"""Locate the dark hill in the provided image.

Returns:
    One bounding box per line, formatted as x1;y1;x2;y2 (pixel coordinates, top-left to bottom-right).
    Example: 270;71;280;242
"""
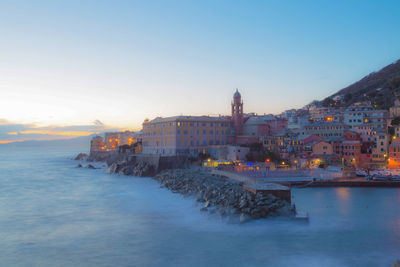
322;60;400;109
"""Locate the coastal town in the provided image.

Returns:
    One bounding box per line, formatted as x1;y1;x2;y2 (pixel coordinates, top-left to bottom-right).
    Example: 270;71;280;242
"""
88;89;400;182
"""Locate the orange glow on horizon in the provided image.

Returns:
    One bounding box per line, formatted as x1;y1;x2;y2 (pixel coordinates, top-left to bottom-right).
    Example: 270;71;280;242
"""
7;130;99;137
0;140;24;144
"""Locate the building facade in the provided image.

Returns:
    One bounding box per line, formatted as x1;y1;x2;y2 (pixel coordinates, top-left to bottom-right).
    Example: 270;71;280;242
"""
142;116;231;156
304;122;349;138
344;105;388;131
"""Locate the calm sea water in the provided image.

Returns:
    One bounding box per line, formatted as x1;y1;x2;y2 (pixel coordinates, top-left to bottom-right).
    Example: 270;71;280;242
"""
0;146;399;267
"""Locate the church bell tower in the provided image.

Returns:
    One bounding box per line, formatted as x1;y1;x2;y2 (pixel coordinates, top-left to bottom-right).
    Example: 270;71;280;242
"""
231;89;244;135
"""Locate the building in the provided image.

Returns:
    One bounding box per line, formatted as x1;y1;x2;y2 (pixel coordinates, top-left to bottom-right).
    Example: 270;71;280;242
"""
389;98;400;120
260;135;278;154
344;105;388;131
242;116;272;137
90;136;105;152
304;122;349;138
232;89;244;136
309;107;344;123
141;116;231;156
311;141;333;156
208;145;250;161
371;131;389;162
90;131;141;152
259;115;287;135
388;138;400;169
340;131;362;168
394;125;400;138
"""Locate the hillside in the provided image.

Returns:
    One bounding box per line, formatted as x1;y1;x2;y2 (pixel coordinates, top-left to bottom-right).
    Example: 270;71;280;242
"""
322;59;400;109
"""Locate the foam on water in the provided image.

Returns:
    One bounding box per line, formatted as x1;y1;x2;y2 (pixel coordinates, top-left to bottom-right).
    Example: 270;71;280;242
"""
0;146;399;267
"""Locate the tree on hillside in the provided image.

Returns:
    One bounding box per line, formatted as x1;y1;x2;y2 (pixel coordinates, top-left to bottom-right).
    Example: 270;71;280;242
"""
322;97;334;107
344;93;353;103
391;116;400;126
389;77;400;89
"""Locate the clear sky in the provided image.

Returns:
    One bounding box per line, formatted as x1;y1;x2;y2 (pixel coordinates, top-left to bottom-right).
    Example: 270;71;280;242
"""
1;0;400;143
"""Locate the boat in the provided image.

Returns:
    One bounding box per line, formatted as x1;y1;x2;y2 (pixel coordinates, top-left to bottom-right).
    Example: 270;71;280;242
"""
356;169;367;177
390;175;400;181
372;173;390;181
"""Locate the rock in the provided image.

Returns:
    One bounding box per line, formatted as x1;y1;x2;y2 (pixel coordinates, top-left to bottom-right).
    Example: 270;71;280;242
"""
391;260;400;267
74;153;88;161
85;164;96;169
240;213;251;224
149;168;295;222
105;163;118;174
76;164;83;168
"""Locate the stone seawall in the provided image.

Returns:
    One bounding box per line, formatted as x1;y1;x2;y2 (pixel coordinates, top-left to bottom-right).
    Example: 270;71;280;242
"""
104;154;189;177
88;151;118;162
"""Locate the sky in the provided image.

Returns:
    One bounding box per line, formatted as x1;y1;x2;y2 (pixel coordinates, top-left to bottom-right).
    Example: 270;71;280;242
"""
1;0;400;143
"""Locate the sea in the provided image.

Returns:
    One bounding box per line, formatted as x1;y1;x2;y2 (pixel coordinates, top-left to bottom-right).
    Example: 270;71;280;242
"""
0;145;399;267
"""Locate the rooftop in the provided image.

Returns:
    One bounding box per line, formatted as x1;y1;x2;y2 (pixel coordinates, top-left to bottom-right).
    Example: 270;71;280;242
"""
146;115;231;124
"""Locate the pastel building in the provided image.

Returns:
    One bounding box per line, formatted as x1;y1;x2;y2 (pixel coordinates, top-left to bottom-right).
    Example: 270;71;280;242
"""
388;139;400;169
394;125;400;138
104;131;141;150
311;141;333;156
142;116;231;156
242;117;272;137
90;136;105;152
389;98;400;120
344;105;388;131
304;122;349;138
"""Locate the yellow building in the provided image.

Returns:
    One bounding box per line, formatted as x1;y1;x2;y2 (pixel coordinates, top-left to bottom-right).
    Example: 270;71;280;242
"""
142;116;231;156
104;131;141;150
90;136;105;152
312;141;333;155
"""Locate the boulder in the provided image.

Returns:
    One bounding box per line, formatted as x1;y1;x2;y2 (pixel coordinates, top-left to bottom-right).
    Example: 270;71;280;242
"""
85;164;96;169
74;153;88;161
76;164;83;168
239;213;251;224
105;163;118;174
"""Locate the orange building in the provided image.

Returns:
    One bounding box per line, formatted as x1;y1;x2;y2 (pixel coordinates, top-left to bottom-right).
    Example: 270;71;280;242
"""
388;139;400;169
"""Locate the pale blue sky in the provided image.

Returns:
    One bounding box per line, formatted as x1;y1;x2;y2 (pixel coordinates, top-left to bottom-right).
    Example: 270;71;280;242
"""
0;0;399;142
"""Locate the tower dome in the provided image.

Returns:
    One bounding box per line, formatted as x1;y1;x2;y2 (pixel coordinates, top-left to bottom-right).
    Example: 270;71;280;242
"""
234;89;241;98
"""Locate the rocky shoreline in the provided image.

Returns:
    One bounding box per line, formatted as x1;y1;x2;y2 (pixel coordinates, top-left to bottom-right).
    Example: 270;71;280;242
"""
76;154;295;223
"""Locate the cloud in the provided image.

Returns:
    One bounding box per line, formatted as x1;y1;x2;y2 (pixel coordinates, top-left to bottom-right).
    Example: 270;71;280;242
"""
0;119;123;144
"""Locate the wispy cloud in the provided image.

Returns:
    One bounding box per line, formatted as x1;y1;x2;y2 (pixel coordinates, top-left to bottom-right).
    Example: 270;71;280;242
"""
0;119;123;144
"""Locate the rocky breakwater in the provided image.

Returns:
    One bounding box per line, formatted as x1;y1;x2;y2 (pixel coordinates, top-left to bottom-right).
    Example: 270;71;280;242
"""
106;160;155;177
154;168;295;223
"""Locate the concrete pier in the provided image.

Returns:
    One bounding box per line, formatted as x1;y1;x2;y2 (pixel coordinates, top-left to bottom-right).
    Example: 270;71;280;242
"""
211;169;292;203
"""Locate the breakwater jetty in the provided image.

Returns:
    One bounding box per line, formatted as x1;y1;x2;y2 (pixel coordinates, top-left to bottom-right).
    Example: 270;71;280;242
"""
153;168;295;222
79;152;295;222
